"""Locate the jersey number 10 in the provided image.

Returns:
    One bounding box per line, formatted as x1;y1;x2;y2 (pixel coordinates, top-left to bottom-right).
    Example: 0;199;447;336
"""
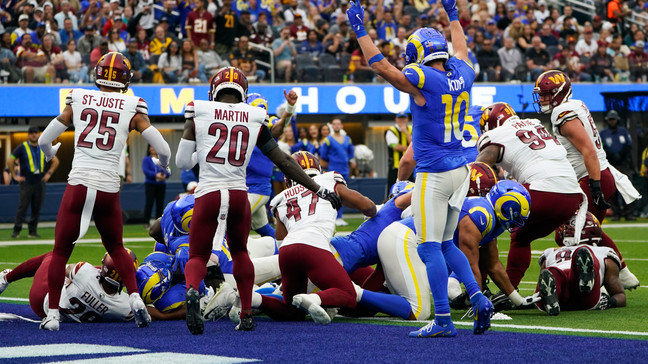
442;92;469;143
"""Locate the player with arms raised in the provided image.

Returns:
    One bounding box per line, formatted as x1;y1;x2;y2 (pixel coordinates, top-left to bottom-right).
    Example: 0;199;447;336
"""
176;67;341;334
533;70;640;289
37;52;170;331
347;0;493;337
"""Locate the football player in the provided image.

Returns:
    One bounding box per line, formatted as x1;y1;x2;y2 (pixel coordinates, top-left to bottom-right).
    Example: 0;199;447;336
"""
476;102;584;290
0;251;137;324
176;67;341;334
533;70;640;290
37;52;169;330
347;0;493;338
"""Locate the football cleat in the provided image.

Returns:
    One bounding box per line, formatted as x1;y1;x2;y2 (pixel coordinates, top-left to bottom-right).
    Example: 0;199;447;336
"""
0;269;11;295
576;248;595;294
538;269;560;316
39;309;60;331
449;292;471;310
185;287;203;335
619;267;640;290
472;295;494;334
129;292;151;328
229;292;242;324
235;313;257;331
408;320;457;338
292;293;331;325
203;282;237;321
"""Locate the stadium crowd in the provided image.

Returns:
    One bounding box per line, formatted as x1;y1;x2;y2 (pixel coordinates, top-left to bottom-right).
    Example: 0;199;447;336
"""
1;0;648;84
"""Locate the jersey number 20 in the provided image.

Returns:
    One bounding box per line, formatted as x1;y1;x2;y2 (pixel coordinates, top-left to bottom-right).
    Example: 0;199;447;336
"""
206;122;250;166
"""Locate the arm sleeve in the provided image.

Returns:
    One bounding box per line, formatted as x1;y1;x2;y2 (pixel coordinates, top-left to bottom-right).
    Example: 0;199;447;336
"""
38;118;69;159
141;126;171;168
176;138;197;170
256;124;280;154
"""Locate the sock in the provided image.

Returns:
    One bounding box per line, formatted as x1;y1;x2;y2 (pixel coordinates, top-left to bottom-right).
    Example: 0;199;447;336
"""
506;240;532;288
6;253;49;282
358;289;412;320
441;240;480;298
185;257;208;292
255;224;276;238
417;242;451;322
231;250;255;312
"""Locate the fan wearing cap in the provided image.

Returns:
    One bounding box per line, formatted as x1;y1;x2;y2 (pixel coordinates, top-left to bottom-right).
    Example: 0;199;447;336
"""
628;40;648;82
12;14;33;44
54;0;79;31
385;112;412;187
589;40;615;81
534;0;549;23
78;25;103;57
0;250;137;324
36;52;172;331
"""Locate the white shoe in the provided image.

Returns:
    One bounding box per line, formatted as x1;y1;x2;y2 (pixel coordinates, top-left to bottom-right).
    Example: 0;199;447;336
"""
619;267;640;290
229;292;242;324
203;282;237;321
0;269;11;295
447;276;462;300
129;292;151;328
292;293;331;325
335;218;348;227
200;286;215;312
39;309;60;331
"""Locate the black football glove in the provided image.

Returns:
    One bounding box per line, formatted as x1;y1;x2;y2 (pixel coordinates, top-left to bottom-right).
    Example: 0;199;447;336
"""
491;291;515;312
317;187;342;210
589;179;611;211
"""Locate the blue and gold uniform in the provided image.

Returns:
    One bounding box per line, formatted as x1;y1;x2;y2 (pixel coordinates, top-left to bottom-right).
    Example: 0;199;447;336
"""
319;134;354;177
453;196;505;246
462;105;484;162
402;57;475;172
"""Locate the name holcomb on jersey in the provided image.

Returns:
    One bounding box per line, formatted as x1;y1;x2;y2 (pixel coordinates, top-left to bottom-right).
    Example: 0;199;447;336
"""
66;89;148;193
541;245;621;282
185;100;268;197
270;172;346;251
551;99;609;180
477;117;581;194
54;262;133;323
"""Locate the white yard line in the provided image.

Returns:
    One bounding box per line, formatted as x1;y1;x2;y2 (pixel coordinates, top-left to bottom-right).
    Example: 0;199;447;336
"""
0;237;153;247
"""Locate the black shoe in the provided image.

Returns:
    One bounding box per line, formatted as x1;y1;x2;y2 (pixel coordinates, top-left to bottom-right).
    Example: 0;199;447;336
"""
626;215;636;221
185;286;204;335
538;269;560;316
28;233;41;238
11;232;19;238
235;313;256;331
576;248;595;294
449;291;471;310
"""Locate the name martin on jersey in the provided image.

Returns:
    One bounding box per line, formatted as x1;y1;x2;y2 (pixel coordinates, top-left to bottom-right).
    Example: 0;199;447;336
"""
81;94;126;110
214;108;249;122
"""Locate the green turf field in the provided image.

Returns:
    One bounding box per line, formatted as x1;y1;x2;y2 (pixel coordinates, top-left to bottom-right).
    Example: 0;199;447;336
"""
1;219;647;340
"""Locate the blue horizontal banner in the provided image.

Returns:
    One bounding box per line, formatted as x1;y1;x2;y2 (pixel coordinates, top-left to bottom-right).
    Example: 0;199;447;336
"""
1;83;647;117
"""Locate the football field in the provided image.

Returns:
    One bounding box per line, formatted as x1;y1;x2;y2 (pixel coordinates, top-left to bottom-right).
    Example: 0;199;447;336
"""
1;219;648;361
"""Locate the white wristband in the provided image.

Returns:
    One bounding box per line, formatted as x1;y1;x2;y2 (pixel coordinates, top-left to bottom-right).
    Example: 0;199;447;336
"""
285;103;296;114
508;290;525;306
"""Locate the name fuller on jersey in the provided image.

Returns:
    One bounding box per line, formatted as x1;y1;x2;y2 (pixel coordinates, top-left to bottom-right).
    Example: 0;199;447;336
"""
448;76;465;92
215;108;249;122
82;94;126;110
80;290;110;315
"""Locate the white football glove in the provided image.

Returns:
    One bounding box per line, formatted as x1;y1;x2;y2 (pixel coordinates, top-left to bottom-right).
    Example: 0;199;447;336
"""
152;157;171;174
45;142;61;162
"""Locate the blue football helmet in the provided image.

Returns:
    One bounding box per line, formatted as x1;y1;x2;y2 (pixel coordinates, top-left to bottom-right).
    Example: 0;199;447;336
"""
404;27;449;65
136;262;172;304
171;194;195;235
247;93;268;111
487;180;531;232
389;180;415;199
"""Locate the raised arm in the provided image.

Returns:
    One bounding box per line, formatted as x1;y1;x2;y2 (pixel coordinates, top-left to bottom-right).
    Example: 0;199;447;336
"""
444;0;468;62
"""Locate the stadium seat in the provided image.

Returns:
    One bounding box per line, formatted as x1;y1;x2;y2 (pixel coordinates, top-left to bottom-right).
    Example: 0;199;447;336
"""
324;65;345;82
339;54;352;72
318;53;337;69
295;54;319;82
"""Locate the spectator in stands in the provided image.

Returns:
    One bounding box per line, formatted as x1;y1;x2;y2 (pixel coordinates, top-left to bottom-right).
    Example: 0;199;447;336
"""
319;123;330;146
316;0;335;22
89;40;109;68
150;25;172;60
375;2;397;42
230;35;264;82
534;0;549;23
559;16;579;44
13;14;33;45
124;39;152;83
517;24;534;52
367;28;380;46
290;13;310;42
476;38;504;82
283;0;307;23
497;37;523;81
54;0;78;30
197;38;229;76
484;19;502;47
14;33;55;83
30;6;44;30
134;0;155;37
576;27;598;59
608;34;631;81
158;40;181;83
80;1;102;30
272;26;296;82
390;26;407;52
349;41;372;82
307;124;321;156
59;18;82;48
186;0;214;48
0;32;21;83
213;0;238;55
385;111;412;187
600;110;635;220
299;29;324;59
142;144;170;227
628;41;648;82
155;0;181;35
107;28;126;53
504;17;523;43
135;28;150;62
526;35;550;81
556;5;576;29
236;9;253;37
29;21;47;47
41;33;67;83
252;15;274;45
539;22;559;47
589;40;615;82
101;10;122;37
319;118;354;226
63;38;88;84
313;18;330;41
179;39;205;83
497;3;517;31
77;25;102;57
607;0;631;31
325;31;344;60
9;126;59;238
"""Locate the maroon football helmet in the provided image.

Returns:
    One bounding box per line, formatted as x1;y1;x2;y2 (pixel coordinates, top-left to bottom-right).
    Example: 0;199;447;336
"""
208;67;248;102
467;162;498;197
554;211;602;246
533;70;572;114
285;151;321;188
94;52;132;92
100;249;138;288
480;102;517;132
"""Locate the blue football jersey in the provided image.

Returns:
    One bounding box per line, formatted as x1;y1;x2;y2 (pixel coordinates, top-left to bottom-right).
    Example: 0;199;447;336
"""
246;146;274;196
154;281;205;313
160;201;179;246
143;251;175;272
331;198;406;272
402;57;475;172
453;196;505;246
463;105;484;162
